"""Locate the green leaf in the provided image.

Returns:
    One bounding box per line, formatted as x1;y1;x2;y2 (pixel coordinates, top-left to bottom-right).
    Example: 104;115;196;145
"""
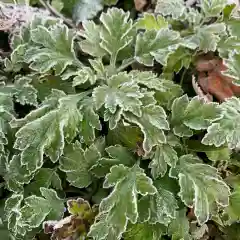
193;23;226;53
20;188;64;228
135;28;180;66
171;95;222;137
155;0;186;20
25;24;79;75
222;52;240;86
0;76;38;106
168;209;191;240
136;13;168;30
93;72;143;117
201;0;228;17
149;144;178;179
79;97;101;144
170;154;230;224
225;186;240;223
104;0;118;6
88;164;157;240
124;223;166;240
124;104;169;153
138;179;178;225
72;0;103;24
60;140;101;188
90;145;136;177
24;168;62;196
79;21;107;57
206;147;231;161
13;92;88;173
202;97;240;149
99;8;135;65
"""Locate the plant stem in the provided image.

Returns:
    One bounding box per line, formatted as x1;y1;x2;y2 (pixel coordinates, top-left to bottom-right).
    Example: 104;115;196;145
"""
117;58;135;72
180;68;187;86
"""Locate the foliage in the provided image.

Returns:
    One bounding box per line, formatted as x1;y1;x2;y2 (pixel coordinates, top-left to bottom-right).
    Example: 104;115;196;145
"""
1;0;240;239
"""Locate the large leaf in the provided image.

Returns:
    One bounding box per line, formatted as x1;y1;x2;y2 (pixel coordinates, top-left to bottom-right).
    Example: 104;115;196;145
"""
201;0;228;17
12;92;89;173
169;154;230;224
171;95;222;137
59;140;101;188
202;97;240;149
88;164;157;240
135;28;180;66
24;24;80;75
124;104;169;153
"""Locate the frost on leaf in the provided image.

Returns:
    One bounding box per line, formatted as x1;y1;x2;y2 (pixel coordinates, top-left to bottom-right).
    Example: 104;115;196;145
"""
149;144;178;179
24;24;79;75
169;154;230;224
138;179;178;225
59;141;101;188
72;0;103;25
222;52;240;86
202;97;240;149
135;28;180;66
90;145;136;177
0;93;14;153
12;92;88;173
79;21;107;57
171;95;222;137
187;23;226;53
93;72;144;117
4;193;25;236
79;8;135;63
155;0;186;20
124;104;169;153
201;0;228;17
0;76;38;106
20;188;64;230
24;168;62;196
136;13;168;30
124;222;166;240
4;155;34;192
79;97;102;144
99;8;135;65
88;164;157;240
168;209;191;240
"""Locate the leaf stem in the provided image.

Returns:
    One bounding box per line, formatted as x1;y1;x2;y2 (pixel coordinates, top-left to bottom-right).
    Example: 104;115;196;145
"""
117;58;135;72
180;68;187;86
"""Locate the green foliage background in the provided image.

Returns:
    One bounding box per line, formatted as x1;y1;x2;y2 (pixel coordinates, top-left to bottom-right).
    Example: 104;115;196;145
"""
1;0;240;239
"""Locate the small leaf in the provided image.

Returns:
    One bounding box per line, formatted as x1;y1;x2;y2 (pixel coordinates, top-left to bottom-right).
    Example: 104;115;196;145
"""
124;104;169;153
124;223;166;240
136;13;168;30
155;0;186;20
149;144;178;179
90;145;136;177
171;95;222;137
93;72;143;117
60;141;101;188
202;97;240;149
